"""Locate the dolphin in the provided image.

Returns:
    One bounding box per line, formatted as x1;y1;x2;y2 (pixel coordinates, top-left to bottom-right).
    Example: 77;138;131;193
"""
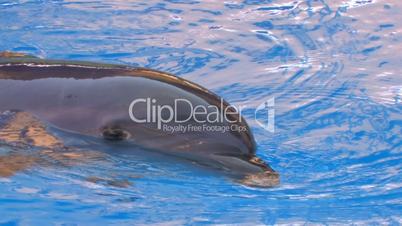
0;51;279;187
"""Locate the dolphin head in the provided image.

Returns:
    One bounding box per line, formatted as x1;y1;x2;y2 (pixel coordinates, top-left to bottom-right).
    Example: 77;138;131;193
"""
97;113;280;188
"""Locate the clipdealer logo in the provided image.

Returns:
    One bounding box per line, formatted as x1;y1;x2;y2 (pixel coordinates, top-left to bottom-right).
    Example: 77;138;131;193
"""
128;97;275;133
254;97;275;133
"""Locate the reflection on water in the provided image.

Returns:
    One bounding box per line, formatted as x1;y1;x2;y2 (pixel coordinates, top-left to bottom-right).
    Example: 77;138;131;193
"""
0;0;401;224
0;110;62;146
0;111;106;177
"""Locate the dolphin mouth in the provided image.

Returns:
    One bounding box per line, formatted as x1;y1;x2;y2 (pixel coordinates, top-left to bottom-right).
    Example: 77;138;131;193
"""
239;170;280;188
212;154;280;188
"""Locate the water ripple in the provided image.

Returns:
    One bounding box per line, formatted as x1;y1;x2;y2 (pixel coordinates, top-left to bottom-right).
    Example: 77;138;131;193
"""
0;0;401;224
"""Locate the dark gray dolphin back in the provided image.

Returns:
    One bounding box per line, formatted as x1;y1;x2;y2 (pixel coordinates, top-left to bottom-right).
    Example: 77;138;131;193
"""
0;51;279;187
0;52;256;155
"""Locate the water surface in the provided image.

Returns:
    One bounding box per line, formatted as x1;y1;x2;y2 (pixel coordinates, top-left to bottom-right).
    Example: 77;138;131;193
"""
0;0;401;224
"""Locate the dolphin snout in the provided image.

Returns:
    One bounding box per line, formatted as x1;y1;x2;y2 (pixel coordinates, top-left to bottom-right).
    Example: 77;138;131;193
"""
239;156;280;187
240;170;280;188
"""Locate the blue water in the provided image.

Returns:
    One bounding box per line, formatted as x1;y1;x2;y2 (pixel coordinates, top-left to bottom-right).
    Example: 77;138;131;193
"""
0;0;401;225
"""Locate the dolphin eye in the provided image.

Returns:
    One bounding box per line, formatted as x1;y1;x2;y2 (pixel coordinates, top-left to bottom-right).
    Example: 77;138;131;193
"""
101;126;131;141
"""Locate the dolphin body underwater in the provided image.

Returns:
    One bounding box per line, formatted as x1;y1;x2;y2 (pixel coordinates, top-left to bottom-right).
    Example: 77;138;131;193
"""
0;52;279;187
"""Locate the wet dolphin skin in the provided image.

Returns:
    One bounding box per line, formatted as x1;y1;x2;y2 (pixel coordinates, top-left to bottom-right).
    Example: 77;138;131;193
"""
0;51;279;187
